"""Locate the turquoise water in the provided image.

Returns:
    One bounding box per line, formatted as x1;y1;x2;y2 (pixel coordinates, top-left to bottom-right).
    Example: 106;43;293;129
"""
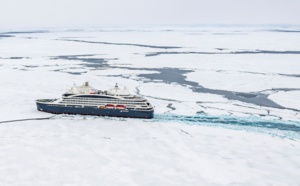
151;114;300;139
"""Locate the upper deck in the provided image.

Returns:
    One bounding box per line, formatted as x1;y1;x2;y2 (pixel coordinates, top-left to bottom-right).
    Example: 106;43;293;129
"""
62;82;145;101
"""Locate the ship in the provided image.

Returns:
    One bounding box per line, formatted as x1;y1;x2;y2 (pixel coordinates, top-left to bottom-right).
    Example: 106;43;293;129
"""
36;82;154;118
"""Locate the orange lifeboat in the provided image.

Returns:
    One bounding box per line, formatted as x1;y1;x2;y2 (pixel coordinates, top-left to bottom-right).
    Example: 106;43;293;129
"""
116;105;126;109
105;104;115;109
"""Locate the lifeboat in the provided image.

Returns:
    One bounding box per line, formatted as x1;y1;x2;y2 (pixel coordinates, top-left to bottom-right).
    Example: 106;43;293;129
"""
105;104;115;109
116;105;126;109
99;105;105;109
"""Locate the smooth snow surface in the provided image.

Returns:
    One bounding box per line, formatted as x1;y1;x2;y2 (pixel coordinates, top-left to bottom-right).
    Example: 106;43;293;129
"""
268;91;300;110
0;25;300;185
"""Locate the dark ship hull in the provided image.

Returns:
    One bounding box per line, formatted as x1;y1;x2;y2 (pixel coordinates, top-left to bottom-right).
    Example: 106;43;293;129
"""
36;100;154;119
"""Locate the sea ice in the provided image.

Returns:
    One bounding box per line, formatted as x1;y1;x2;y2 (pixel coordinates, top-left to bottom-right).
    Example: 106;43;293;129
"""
0;26;300;185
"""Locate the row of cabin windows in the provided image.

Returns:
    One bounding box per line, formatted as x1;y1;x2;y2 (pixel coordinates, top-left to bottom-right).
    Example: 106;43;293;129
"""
59;101;147;107
64;100;146;104
60;100;147;105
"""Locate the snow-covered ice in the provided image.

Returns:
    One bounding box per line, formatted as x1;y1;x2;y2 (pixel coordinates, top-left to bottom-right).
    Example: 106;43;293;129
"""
0;26;300;185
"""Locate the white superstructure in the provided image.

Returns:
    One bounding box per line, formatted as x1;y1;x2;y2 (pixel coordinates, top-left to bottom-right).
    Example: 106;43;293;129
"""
53;82;153;111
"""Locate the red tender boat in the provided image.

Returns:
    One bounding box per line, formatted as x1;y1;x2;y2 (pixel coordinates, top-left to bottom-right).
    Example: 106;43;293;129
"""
116;105;126;109
105;104;115;109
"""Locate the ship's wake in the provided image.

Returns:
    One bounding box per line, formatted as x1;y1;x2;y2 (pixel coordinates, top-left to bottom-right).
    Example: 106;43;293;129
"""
152;114;300;139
